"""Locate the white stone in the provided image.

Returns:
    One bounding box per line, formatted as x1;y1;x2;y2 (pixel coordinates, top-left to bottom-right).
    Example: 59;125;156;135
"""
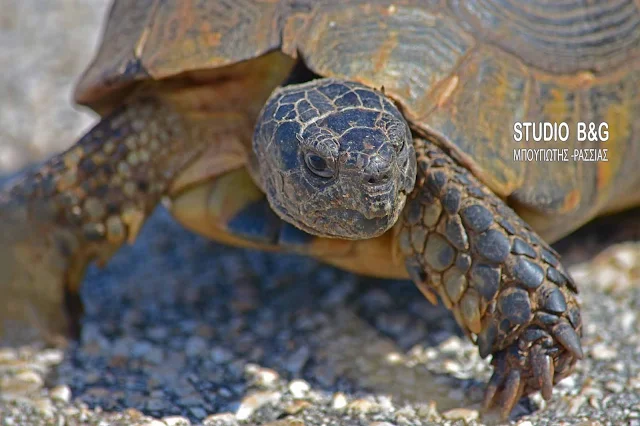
162;416;191;426
288;380;310;398
332;392;348;410
50;385;72;403
236;391;281;421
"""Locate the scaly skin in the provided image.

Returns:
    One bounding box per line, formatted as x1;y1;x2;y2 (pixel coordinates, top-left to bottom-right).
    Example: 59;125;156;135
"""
398;139;583;418
0;98;211;344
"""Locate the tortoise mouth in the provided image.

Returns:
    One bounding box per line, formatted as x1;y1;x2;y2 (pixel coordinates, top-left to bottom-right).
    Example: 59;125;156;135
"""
314;209;393;239
303;189;408;239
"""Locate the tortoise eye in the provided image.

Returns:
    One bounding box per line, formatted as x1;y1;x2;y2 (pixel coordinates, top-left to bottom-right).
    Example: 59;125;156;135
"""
305;153;333;178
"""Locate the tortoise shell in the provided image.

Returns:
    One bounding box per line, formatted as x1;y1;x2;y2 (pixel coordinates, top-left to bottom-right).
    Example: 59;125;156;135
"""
76;0;640;244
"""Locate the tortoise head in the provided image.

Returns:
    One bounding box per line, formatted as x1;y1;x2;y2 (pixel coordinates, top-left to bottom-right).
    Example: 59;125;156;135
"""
253;78;416;239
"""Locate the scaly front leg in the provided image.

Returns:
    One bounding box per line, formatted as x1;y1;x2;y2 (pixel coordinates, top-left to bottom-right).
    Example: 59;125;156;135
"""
398;139;583;419
0;98;224;346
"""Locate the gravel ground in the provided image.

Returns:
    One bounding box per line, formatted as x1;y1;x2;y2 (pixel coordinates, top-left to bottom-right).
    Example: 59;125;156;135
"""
1;2;640;426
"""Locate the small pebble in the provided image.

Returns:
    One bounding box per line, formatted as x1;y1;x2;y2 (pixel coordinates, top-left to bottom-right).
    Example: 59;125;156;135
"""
263;419;305;426
141;420;167;426
0;348;18;362
236;391;282;420
416;401;439;419
630;374;640;389
288;380;310;398
438;337;463;353
162;416;191;426
50;385;72;403
590;343;618;361
1;370;44;394
284;400;312;415
612;246;637;270
190;407;208;419
248;365;280;388
610;361;625;373
394;406;416;419
203;413;238;426
441;408;479;422
442;359;462;375
332;392;348;410
34;349;64;366
604;381;624;393
210;347;234;364
347;399;378;414
185;336;208;357
145;398;166;411
148;326;169;341
33;397;55;417
567;395;586;415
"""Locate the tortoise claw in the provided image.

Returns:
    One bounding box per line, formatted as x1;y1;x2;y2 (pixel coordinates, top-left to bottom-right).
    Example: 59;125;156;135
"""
552;319;584;360
482;346;524;419
531;346;554;400
483;355;506;409
482;329;580;420
499;369;524;420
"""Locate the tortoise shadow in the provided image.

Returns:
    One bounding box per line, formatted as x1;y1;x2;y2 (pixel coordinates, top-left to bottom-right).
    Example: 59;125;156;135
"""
45;206;640;423
42;207;486;421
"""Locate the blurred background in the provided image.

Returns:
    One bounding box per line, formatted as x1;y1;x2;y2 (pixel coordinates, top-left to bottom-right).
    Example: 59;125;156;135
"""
0;0;108;174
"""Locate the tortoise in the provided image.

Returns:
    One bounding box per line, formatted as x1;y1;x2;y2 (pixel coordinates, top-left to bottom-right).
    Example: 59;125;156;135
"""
2;0;639;419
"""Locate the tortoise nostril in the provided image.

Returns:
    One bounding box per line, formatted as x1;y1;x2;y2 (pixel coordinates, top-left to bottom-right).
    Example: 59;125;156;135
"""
363;154;393;186
366;172;391;185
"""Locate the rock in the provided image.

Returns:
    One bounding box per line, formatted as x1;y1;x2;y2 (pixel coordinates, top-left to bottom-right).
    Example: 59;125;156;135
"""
347;399;379;414
441;408;479;423
604;381;624;393
284;400;312;415
288;380;310;398
567;395;587;416
332;392;348;410
162;416;191;426
0;348;18;362
203;413;238;426
148;326;170;341
210;347;234;364
394;406;416;419
32;397;55;417
442;359;463;375
185;336;208;357
145;398;166;411
190;407;208;419
611;245;638;270
0;370;43;395
415;402;439;420
34;349;64;366
263;419;305;426
438;336;463;354
245;364;280;388
590;343;618;361
50;385;72;403
141;420;167;426
235;391;282;421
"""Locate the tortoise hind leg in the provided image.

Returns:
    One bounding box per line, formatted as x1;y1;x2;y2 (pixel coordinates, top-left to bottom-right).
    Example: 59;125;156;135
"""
0;98;213;346
397;138;583;420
